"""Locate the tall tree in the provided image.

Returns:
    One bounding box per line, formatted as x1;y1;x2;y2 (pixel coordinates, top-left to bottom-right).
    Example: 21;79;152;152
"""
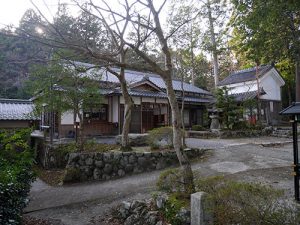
27;0;195;193
0;9;48;99
230;0;300;101
27;60;103;150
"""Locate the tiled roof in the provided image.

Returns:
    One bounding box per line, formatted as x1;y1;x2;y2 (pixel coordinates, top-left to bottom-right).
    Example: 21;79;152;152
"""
230;88;266;102
280;102;300;115
0;99;38;120
107;89;168;98
219;65;273;86
179;97;212;103
73;62;212;95
230;91;258;102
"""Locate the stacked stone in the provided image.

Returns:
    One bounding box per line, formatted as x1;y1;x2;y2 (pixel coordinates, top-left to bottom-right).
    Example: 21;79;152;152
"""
64;149;205;182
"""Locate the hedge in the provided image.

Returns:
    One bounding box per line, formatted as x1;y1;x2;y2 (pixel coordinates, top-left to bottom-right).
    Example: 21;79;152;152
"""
0;129;35;225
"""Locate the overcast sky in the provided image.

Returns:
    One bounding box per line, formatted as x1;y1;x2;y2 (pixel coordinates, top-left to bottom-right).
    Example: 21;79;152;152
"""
0;0;74;28
0;0;171;28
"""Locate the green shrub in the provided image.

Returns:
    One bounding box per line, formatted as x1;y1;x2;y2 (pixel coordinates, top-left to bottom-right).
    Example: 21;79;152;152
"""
157;168;181;193
159;192;189;225
55;141;118;159
231;121;249;130
0;129;35;225
63;167;81;183
196;176;300;225
147;127;173;150
191;125;206;131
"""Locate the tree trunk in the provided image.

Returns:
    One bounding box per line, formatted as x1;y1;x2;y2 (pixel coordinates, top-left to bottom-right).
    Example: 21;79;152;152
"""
78;112;84;151
288;84;292;106
296;61;300;102
207;0;219;88
164;75;195;194
119;65;134;151
181;74;186;147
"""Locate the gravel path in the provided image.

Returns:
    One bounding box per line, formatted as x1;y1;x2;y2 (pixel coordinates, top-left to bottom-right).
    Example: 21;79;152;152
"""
25;136;296;225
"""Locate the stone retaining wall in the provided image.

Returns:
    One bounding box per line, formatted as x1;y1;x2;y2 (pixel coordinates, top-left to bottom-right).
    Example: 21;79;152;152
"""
64;149;206;183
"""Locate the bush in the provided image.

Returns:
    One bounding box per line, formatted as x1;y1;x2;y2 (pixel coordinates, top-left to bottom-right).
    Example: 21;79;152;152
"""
196;176;300;225
191;125;206;131
147;127;173;150
0;129;35;225
160;192;189;225
157;168;182;193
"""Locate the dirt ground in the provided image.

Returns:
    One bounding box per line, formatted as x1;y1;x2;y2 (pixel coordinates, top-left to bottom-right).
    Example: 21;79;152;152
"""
24;136;297;225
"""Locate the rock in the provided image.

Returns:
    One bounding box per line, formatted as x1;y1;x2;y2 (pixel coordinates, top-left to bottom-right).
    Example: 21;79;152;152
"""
113;153;121;161
93;168;102;180
176;208;191;225
94;152;103;160
124;164;134;173
133;167;143;173
85;158;94;166
131;200;147;210
118;169;125;177
122;201;132;210
113;165;119;173
118;201;131;219
81;166;93;177
120;157;128;167
156;221;163;225
145;211;159;225
95;160;104;168
156;160;167;170
103;164;113;174
116;133;149;146
102;174;111;180
128;155;137;164
103;153;112;163
124;214;139;225
137;157;147;166
68;153;80;162
156;193;168;209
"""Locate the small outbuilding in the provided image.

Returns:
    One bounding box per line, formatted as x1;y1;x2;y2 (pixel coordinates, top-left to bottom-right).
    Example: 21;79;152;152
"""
0;98;39;129
218;64;285;125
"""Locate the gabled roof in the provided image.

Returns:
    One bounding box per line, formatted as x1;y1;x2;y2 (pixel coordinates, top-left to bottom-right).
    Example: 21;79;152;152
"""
130;75;163;92
0;99;38;120
218;65;273;86
73;61;212;96
280;102;300;115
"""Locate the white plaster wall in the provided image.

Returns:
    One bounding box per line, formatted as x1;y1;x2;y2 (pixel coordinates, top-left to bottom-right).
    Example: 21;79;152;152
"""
223;70;283;101
120;96;141;105
133;97;141;105
156;98;168;104
260;73;282;101
142;97;155;103
120;96;124;104
112;96;119;122
61;111;74;125
226;81;257;95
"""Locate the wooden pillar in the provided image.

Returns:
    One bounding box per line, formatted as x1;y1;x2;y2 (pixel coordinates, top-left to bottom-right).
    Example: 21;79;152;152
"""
140;97;143;133
118;96;121;135
110;97;113;123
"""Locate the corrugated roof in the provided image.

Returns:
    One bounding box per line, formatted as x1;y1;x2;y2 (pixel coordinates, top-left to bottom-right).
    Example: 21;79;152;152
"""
280;102;300;115
0;99;38;120
218;65;273;86
73;62;212;95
